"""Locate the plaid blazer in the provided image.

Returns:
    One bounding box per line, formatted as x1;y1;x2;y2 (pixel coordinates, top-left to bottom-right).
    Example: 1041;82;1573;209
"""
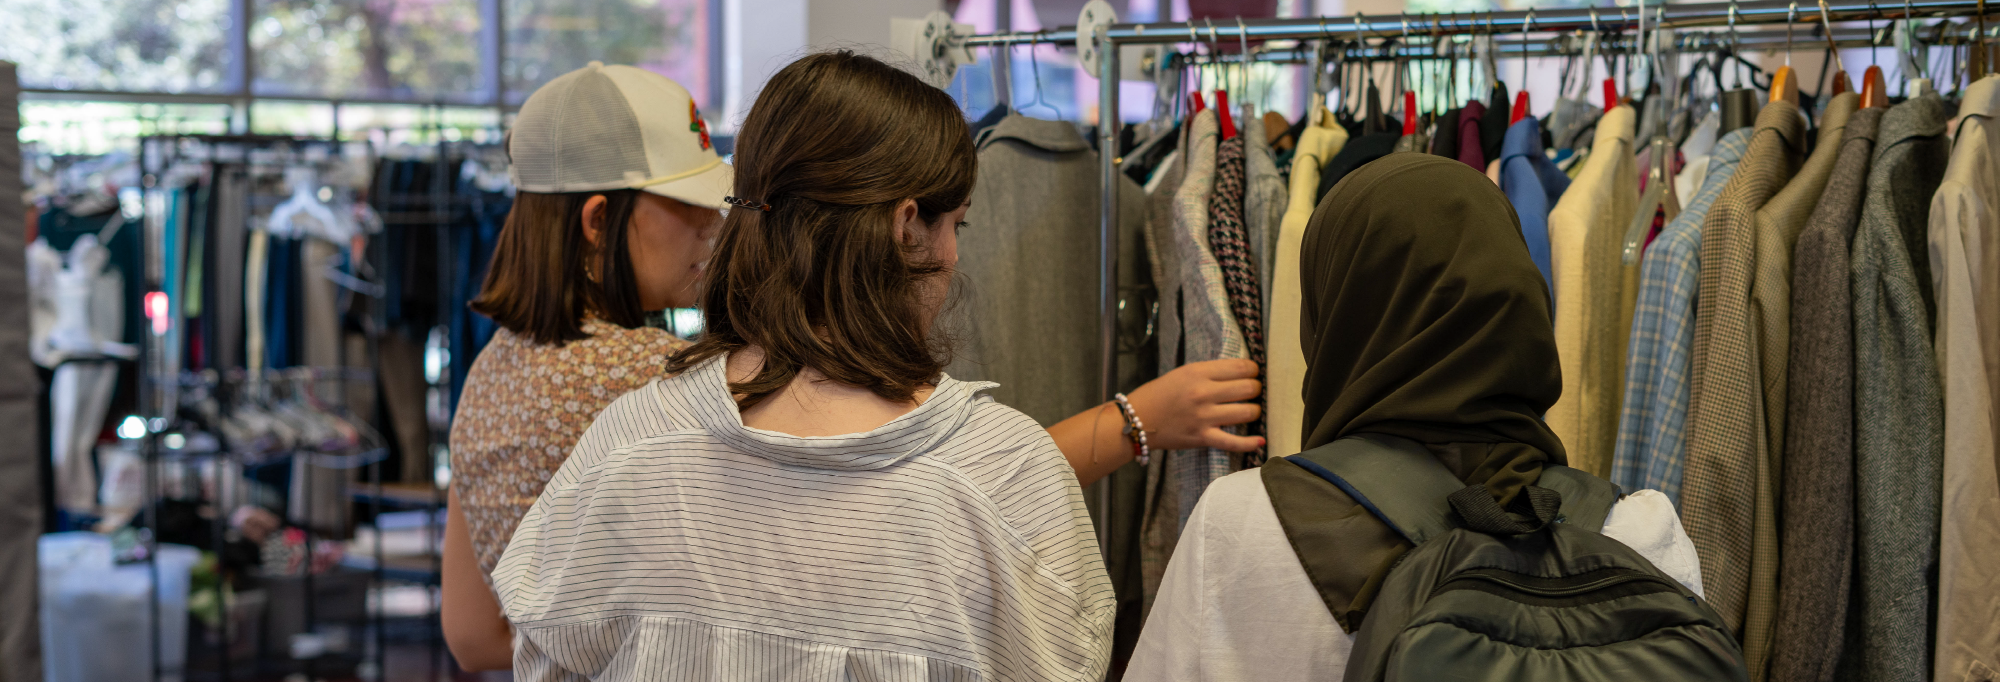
1734;93;1858;677
1611;128;1753;502
1680;99;1804;638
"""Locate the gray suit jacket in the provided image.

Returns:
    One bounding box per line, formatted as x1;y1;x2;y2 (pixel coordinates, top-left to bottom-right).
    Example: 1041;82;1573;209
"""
1845;93;1950;682
946;114;1151;427
1771;105;1881;682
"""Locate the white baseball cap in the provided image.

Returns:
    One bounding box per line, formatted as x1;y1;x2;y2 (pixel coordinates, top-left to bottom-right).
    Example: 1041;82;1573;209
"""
508;61;732;210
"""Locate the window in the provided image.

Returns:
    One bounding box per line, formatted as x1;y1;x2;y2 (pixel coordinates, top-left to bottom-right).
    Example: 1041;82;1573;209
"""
252;0;487;102
504;0;714;107
0;0;231;92
5;0;719;108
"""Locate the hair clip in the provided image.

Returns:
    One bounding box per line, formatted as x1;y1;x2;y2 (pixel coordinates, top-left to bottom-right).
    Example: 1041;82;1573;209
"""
723;195;772;212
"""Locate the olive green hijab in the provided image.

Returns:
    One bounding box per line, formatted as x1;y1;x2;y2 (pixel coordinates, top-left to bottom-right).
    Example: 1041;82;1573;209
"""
1263;152;1568;631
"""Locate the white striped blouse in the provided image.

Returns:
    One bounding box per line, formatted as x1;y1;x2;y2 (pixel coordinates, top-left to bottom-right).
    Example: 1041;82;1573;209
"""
492;355;1115;681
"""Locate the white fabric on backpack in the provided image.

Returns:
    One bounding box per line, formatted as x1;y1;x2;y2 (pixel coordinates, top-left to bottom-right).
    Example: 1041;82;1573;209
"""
1126;470;1701;682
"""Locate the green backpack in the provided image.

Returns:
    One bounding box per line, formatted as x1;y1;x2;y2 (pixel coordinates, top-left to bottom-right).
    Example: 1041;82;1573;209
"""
1282;434;1748;682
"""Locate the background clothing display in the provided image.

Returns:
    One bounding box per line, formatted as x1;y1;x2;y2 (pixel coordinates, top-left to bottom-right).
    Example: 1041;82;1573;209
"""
495;356;1115;682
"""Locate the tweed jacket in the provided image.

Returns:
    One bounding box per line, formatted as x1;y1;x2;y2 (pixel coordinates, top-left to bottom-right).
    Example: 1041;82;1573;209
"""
949;115;1151;427
1845;93;1950;682
1243;114;1289;310
1769;106;1881;682
1733;93;1858;678
1138;137;1186;624
1680;98;1804;639
1927;75;2000;682
1548;104;1636;478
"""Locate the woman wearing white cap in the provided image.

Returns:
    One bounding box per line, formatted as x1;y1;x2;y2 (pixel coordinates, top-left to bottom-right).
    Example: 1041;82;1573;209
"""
443;60;1262;672
440;62;732;670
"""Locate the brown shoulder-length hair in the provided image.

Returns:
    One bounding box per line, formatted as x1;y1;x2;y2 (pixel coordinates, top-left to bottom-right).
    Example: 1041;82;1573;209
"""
665;50;976;409
470;189;647;345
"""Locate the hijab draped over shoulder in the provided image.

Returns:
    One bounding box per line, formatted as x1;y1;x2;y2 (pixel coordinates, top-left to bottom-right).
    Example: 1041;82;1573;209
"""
1263;152;1567;631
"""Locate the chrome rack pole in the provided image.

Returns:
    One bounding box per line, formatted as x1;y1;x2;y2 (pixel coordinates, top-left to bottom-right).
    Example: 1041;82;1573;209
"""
1097;24;1120;406
1095;25;1121;543
961;0;1985;47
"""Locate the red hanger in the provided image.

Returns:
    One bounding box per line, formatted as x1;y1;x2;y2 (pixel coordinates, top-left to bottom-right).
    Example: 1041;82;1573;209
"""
1603;78;1619;109
1216;90;1236;140
1191;92;1207;113
1510;91;1532;125
1403;91;1419;136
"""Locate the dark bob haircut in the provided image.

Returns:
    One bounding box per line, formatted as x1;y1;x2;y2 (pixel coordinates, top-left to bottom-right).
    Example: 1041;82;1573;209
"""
665;50;977;409
469;189;647;345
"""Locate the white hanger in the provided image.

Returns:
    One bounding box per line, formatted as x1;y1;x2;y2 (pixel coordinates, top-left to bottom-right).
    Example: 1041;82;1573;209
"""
266;167;347;242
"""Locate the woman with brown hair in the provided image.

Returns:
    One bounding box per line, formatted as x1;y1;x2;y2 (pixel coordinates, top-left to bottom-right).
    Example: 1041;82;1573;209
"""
444;53;1262;675
484;50;1187;680
439;62;731;670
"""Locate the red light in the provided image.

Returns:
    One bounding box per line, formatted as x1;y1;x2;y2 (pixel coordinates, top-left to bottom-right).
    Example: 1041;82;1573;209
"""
146;292;169;336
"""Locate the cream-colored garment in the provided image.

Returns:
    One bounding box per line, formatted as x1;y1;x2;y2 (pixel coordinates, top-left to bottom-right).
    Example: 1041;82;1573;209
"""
1930;74;2000;682
1265;118;1347;459
1547;105;1638;476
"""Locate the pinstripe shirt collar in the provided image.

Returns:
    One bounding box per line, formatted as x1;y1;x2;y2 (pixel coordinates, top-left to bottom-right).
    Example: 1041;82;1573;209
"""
675;355;998;471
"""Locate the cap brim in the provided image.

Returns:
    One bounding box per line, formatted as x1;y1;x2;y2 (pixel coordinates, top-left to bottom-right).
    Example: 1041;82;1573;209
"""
642;161;733;210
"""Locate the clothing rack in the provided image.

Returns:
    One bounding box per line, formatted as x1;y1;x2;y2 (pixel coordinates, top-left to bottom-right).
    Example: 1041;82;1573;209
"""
1176;23;1982;65
963;0;1993;408
125;130;471;680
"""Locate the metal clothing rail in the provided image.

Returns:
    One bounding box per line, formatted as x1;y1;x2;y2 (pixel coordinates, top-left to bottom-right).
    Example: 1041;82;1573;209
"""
964;0;1990;408
1176;24;1980;64
967;0;1985;47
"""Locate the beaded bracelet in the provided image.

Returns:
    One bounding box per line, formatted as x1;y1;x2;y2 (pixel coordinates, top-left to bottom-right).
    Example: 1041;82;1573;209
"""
1112;393;1150;467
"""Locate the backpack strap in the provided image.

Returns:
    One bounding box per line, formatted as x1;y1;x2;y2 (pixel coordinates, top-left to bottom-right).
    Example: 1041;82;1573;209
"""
1533;465;1620;533
1287;434;1464;546
1287;435;1624;541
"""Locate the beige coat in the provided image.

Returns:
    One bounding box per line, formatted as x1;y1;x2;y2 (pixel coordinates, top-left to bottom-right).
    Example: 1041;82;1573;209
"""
1547;105;1636;477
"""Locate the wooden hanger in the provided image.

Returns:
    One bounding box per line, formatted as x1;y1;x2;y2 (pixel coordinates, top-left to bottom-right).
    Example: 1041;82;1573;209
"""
1816;0;1852;97
1860;65;1890;108
1771;1;1801;104
1770;66;1800;104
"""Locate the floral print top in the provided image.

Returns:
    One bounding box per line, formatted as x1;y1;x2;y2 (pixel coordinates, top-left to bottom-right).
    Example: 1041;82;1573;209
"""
450;317;690;577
